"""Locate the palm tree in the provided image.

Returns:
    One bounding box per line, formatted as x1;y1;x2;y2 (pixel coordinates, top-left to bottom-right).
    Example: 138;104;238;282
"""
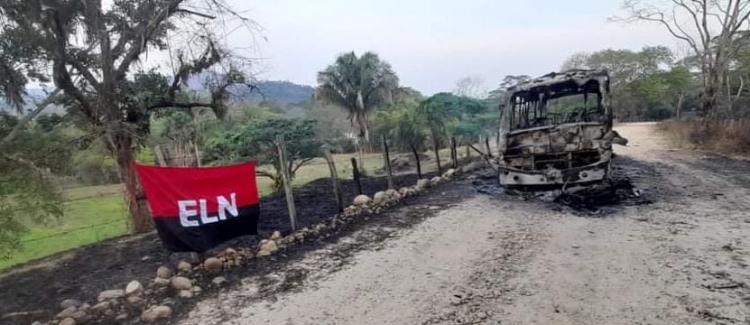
315;52;400;146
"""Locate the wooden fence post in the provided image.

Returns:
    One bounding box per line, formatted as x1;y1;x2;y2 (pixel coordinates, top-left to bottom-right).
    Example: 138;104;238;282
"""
450;137;458;169
485;136;493;158
351;157;363;195
323;149;344;212
276;135;297;231
382;135;394;189
411;145;422;179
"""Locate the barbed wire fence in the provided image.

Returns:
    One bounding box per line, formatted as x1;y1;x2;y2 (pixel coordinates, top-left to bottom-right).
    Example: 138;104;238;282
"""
11;135;490;264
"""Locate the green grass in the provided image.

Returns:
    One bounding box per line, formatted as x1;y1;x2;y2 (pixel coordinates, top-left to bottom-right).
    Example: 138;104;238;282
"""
1;195;128;270
1;149;467;270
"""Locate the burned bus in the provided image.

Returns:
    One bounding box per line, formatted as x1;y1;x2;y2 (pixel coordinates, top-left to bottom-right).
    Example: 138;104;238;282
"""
497;69;627;187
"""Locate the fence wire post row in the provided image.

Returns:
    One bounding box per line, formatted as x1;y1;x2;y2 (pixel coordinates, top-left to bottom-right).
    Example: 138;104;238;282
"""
276;135;297;232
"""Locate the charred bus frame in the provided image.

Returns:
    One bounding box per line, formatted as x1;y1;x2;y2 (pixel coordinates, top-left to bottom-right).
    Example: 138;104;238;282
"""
497;69;626;187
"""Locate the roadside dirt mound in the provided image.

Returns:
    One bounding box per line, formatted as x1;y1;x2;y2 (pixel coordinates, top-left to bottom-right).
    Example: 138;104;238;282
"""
0;172;435;325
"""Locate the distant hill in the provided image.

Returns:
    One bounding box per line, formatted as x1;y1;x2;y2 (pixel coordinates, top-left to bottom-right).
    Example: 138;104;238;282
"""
186;74;315;105
1;80;314;115
243;81;315;104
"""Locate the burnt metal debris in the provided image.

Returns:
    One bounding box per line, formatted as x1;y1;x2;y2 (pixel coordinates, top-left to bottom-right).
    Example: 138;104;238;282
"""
496;69;628;187
471;69;646;213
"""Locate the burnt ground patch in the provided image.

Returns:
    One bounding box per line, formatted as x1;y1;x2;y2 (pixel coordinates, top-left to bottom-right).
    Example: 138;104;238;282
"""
170;176;478;325
0;170;447;325
472;155;674;216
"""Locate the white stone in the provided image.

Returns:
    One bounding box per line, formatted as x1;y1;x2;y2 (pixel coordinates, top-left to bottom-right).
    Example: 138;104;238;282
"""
153;277;171;286
259;240;278;253
353;195;371;205
416;179;430;189
373;191;387;204
97;289;125;302
70;310;88;322
125;280;143;296
59;318;77;325
170;277;192;291
59;299;82;309
270;231;282;241
204;257;223;272
57;306;77;319
141;306;172;323
91;301;110;313
212;276;228;287
177;261;192;273
126;296;143;306
156;266;172;279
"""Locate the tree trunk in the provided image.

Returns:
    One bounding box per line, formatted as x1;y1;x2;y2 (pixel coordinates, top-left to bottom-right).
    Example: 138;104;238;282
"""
676;92;684;120
357;135;366;173
431;129;442;174
109;130;152;233
411;145;422;179
704;67;722;117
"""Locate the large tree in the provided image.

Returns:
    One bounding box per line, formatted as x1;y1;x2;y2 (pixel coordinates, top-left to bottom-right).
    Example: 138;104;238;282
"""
203;117;321;191
453;75;486;98
561;47;696;120
615;0;750;116
0;0;256;232
314;51;400;145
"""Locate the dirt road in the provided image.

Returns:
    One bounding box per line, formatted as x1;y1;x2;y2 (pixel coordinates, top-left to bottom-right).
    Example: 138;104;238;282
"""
181;123;750;325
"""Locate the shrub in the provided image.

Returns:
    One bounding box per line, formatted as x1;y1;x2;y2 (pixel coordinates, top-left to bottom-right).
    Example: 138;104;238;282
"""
658;118;750;154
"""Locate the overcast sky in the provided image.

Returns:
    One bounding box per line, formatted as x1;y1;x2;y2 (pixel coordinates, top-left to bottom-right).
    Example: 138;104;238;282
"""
218;0;679;94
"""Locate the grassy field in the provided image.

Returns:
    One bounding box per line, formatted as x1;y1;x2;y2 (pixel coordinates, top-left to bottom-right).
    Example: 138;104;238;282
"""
1;149;463;270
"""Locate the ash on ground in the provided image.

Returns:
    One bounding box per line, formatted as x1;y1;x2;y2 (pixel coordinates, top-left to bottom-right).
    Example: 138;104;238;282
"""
472;157;655;216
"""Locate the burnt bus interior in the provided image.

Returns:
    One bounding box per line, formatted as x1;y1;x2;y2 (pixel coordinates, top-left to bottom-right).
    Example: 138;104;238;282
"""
501;72;614;173
505;77;611;131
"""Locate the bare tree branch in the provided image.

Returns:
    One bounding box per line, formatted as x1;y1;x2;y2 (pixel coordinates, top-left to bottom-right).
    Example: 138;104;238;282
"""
291;157;315;174
255;170;276;180
148;101;215;110
0;88;61;149
115;0;185;79
176;9;217;19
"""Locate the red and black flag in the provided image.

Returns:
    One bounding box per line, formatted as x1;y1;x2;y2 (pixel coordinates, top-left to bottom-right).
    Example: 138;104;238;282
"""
135;162;260;252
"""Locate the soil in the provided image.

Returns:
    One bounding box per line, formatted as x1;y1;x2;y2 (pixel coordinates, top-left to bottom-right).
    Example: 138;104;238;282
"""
6;122;750;325
0;171;437;325
179;122;750;325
